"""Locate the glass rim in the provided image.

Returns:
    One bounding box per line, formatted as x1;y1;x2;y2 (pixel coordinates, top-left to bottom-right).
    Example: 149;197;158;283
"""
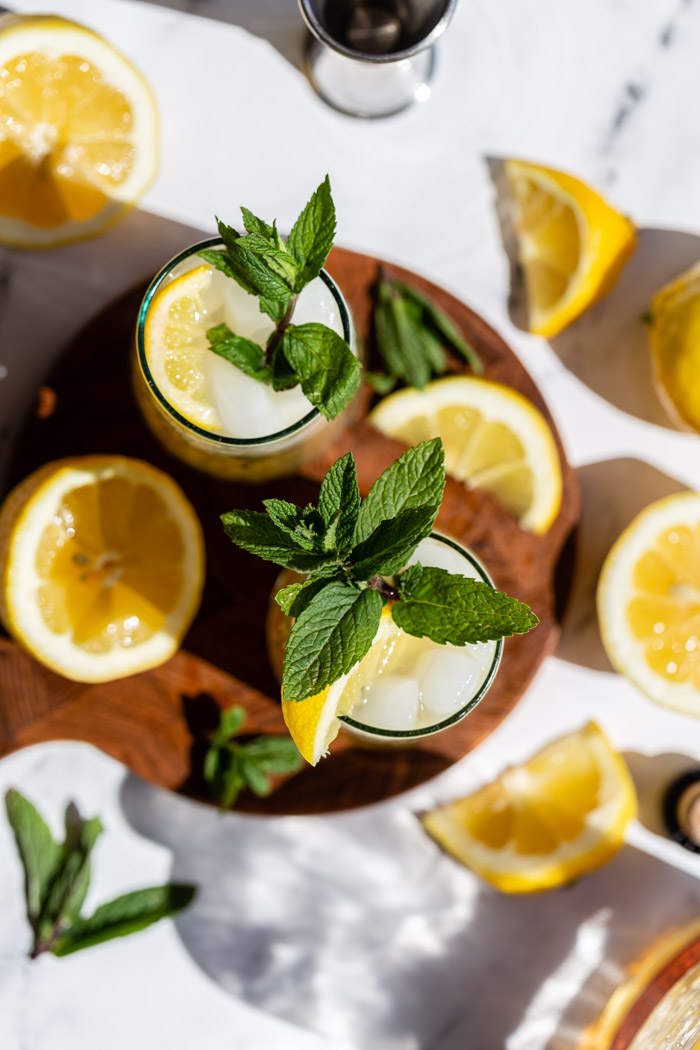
135;236;353;449
338;533;504;740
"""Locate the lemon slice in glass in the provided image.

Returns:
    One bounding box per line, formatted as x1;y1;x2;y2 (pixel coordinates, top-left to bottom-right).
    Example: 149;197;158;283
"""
422;722;636;893
598;492;700;717
0;456;204;682
504;160;635;338
369;376;562;534
0;14;158;247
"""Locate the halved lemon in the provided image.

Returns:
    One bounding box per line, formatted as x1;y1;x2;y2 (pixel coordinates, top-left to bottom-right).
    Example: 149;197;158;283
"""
0;14;158;247
0;456;204;682
505;160;635;338
598;492;700;717
422;722;636;893
646;262;700;433
369;376;562;533
144;264;224;432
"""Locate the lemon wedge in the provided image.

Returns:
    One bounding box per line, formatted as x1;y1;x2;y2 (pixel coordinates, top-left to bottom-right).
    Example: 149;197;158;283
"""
0;456;204;682
0;13;158;247
598;492;700;717
504;160;635;338
646;262;700;433
422;722;636;893
144;264;225;431
369;376;562;534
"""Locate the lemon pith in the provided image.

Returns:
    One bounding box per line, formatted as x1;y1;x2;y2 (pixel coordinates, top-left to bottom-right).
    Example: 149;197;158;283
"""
0;14;158;247
422;722;636;893
647;261;700;433
505;160;635;338
0;456;204;682
369;376;562;534
598;492;700;716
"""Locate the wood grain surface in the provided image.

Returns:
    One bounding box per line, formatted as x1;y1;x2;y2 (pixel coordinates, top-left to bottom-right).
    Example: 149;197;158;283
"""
0;246;579;813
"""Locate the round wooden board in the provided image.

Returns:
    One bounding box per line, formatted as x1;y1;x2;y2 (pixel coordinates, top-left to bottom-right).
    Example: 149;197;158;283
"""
0;246;579;814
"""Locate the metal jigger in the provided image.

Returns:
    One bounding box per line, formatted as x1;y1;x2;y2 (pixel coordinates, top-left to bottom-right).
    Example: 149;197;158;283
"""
298;0;458;118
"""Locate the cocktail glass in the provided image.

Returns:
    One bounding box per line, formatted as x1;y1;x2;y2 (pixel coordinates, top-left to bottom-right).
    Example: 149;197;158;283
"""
133;238;358;482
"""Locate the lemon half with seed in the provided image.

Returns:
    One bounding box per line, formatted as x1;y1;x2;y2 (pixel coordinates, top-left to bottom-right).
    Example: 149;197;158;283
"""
598;492;700;717
505;160;635;338
0;456;204;682
369;376;562;534
0;14;158;247
422;723;636;893
646;261;700;433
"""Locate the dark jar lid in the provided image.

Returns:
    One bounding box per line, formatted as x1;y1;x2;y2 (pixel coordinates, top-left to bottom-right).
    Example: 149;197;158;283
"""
663;769;700;854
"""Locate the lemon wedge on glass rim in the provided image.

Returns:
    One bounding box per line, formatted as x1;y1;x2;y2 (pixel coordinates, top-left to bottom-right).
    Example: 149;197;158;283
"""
504;160;636;338
369;376;562;534
0;13;158;247
0;456;204;682
422;722;637;893
598;492;700;717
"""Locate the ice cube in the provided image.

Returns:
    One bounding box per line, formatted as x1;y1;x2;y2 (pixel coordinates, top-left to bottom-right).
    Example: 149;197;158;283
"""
407;536;481;579
271;383;314;427
200;267;228;317
205;355;282;438
358;675;419;730
294;276;343;335
223;281;274;344
415;648;483;717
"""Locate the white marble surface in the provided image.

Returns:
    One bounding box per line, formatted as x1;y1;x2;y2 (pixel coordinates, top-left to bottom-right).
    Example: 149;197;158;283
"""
2;0;700;1047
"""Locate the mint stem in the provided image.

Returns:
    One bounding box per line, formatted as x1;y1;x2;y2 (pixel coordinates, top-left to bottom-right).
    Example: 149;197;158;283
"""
367;575;399;602
265;294;298;362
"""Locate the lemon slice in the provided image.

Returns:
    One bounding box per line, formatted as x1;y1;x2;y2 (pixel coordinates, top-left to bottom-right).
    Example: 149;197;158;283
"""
646;262;700;433
144;264;225;431
422;723;636;893
598;492;700;717
0;456;204;682
0;14;158;247
282;607;401;765
369;376;562;533
505;160;635;338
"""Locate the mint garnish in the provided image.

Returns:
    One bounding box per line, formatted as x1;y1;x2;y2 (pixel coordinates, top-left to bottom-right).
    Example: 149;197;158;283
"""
203;705;303;810
199;176;359;420
371;272;483;392
5;789;195;958
221;438;537;704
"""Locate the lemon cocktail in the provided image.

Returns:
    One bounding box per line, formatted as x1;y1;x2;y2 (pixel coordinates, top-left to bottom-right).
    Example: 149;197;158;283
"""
134;178;360;482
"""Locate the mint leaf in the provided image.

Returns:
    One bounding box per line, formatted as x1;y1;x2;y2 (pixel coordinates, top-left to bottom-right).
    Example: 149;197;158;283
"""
211;704;246;747
5;790;61;934
391;292;432;389
287;175;336;292
349;506;436;578
393;564;538;644
365;371;397;395
269;344;299;391
240;736;303;773
317;452;360;553
354;438;445;544
39;810;103;935
242;231;297;283
52;885;196;957
241;207;278;244
240;758;273;797
262;499;325;552
282;583;383;704
221;509;340;575
206;324;271;383
275;577;327;618
395;280;483;373
281;323;360;420
212;217;293;322
275;581;305;616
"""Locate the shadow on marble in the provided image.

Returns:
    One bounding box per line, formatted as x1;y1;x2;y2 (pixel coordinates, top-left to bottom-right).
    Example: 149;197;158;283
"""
556;457;687;672
119;772;700;1049
550;227;700;428
623;750;700;839
133;0;306;70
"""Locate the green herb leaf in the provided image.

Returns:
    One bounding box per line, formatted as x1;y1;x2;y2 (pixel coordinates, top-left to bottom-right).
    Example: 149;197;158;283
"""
390;293;432;389
239;736;303;773
211;705;246;747
354;438;445;544
5;790;61;934
349;506;436;579
206;323;271;383
393;564;538;644
220;509;341;575
39;810;103;934
269;344;299;391
286;175;336;292
241;207;277;242
395;280;483;373
262;499;325;552
210;218;293;322
281;323;360;420
365;371;397;395
52;885;196;957
275;577;328;618
240;758;273;797
282;582;383;704
317;452;360;553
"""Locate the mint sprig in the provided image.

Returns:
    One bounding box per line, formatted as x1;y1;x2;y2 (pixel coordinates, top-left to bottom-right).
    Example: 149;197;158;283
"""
221;438;537;705
370;273;483;392
203;705;303;810
199;176;359;420
5;790;195;958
